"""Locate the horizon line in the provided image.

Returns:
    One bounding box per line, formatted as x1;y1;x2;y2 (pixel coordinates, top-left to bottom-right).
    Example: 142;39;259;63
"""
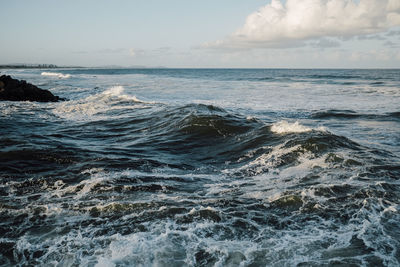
1;64;400;70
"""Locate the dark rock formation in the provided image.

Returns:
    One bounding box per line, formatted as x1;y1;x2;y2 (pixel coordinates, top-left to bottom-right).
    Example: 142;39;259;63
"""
0;75;64;102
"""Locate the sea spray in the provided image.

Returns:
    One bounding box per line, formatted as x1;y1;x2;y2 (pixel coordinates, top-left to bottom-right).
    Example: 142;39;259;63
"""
41;72;71;79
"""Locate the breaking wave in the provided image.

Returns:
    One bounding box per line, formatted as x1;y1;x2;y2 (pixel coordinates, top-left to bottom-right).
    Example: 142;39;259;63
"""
53;86;154;120
41;72;71;79
312;109;400;121
271;120;312;134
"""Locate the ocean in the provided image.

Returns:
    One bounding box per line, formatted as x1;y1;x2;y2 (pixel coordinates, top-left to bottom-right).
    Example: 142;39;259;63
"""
0;68;399;266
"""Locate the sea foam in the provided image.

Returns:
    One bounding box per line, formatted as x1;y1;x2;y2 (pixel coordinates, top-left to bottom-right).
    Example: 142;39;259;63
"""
53;86;154;120
41;72;71;79
101;86;154;104
271;121;311;134
271;121;326;134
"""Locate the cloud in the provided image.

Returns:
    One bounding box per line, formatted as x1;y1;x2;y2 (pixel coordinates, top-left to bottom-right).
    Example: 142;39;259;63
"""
384;40;400;47
386;29;400;36
129;48;153;57
152;47;172;53
72;50;89;54
357;34;386;41
97;48;125;54
207;0;400;49
308;38;341;48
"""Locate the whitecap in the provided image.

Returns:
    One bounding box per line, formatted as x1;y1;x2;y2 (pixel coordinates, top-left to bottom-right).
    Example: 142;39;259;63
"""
53;85;154;120
41;72;71;79
271;121;311;134
271;120;326;134
100;86;153;104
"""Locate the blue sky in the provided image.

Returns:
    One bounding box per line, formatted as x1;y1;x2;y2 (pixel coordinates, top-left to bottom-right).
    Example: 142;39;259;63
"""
1;0;400;68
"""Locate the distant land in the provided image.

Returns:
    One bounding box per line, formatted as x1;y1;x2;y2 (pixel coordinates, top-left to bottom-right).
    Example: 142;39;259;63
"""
0;64;80;69
0;64;167;69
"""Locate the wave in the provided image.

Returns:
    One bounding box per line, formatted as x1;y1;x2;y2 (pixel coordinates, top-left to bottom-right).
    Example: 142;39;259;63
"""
177;111;255;138
41;72;71;79
3;101;399;266
5;99;374;178
100;86;154;104
90;104;363;171
312;110;400;120
307;74;360;80
270;121;326;134
53;86;154;120
271;121;312;134
312;110;360;119
236;77;276;82
387;111;400;118
370;81;385;85
20;100;369;174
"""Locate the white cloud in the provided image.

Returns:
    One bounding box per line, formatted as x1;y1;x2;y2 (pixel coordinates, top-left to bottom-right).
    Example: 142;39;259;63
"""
207;0;400;49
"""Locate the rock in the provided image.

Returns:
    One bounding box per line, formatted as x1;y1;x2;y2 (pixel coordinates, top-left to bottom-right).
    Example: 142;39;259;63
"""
0;75;64;102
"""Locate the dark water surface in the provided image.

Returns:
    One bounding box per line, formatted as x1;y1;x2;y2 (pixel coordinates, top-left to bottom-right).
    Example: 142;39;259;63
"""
0;69;400;266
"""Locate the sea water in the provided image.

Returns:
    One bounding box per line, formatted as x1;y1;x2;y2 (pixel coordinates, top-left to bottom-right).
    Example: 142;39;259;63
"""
0;68;399;266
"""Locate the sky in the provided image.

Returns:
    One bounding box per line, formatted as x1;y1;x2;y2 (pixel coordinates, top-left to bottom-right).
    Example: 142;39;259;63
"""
1;0;400;68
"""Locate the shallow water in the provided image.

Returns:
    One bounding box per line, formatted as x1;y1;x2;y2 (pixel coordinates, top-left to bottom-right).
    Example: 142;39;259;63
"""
0;68;400;266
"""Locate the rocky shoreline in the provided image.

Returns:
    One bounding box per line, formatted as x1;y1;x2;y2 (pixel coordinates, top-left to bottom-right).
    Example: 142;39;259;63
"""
0;75;64;102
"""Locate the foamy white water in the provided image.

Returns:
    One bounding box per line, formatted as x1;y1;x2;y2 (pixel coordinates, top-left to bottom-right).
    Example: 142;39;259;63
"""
52;86;154;121
41;71;71;79
271;121;312;134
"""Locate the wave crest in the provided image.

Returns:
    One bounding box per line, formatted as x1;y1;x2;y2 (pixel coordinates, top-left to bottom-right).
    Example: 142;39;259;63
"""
271;121;312;134
53;86;153;120
41;72;71;79
100;86;153;104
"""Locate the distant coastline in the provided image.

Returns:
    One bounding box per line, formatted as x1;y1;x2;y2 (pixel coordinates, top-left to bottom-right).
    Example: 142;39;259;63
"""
0;64;82;69
0;64;168;69
1;64;399;70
